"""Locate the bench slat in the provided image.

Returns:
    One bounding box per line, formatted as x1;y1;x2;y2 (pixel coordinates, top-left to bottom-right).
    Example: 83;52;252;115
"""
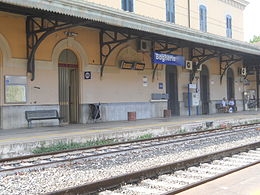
26;110;58;119
25;110;62;128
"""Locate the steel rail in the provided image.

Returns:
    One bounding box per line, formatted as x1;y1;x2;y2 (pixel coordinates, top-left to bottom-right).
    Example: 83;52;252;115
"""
45;142;260;195
0;124;259;175
1;122;258;163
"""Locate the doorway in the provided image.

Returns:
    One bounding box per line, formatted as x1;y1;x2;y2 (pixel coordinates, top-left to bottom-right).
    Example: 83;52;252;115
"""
226;68;235;100
58;49;79;123
200;65;210;114
166;65;179;116
0;51;2;128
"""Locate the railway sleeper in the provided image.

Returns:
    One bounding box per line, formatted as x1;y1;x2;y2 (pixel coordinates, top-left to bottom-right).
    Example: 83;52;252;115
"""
200;163;235;170
187;166;220;175
141;179;176;190
223;156;255;163
99;191;122;195
121;185;165;195
232;154;259;161
158;175;193;185
177;171;213;179
247;150;260;155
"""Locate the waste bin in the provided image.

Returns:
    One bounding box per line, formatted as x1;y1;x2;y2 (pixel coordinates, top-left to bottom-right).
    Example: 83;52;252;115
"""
163;109;171;118
128;112;136;121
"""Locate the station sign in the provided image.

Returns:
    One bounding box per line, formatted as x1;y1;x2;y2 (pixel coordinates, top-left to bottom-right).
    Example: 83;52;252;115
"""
152;52;184;66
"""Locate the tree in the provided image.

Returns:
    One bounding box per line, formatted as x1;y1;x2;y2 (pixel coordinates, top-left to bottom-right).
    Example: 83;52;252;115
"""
250;35;260;43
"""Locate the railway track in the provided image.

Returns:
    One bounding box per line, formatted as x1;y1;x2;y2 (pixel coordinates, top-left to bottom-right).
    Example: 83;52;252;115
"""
48;142;260;195
0;124;259;176
1;123;260;194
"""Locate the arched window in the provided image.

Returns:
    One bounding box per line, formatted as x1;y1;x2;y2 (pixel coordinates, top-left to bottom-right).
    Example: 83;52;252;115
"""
226;15;232;38
199;5;207;32
121;0;133;12
166;0;175;23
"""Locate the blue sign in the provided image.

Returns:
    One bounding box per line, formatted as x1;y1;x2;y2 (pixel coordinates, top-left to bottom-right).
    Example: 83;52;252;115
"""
152;52;184;66
84;71;91;79
159;82;163;89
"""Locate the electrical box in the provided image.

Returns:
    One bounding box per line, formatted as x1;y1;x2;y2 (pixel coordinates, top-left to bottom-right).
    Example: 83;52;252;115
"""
183;92;200;107
185;60;193;70
151;93;169;100
137;39;151;52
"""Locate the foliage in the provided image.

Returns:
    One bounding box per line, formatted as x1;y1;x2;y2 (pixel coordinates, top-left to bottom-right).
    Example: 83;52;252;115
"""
250;35;260;43
32;139;116;154
32;134;153;154
136;133;153;140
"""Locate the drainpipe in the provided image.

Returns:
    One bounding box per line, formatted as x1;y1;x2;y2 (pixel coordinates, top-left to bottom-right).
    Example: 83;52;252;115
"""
256;68;259;109
188;0;191;28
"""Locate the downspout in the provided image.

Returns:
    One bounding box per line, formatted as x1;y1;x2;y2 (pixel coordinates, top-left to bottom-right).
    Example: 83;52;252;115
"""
256;68;259;108
188;0;191;28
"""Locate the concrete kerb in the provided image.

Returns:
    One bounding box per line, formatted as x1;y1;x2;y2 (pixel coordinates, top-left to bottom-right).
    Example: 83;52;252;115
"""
1;114;260;158
0;123;183;158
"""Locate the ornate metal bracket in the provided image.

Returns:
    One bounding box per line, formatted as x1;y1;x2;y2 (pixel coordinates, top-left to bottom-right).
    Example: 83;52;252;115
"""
100;30;135;77
155;40;179;53
152;63;159;81
26;16;87;81
219;54;242;84
189;47;219;82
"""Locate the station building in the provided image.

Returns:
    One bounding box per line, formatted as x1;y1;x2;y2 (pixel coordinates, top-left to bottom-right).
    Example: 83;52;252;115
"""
0;0;260;129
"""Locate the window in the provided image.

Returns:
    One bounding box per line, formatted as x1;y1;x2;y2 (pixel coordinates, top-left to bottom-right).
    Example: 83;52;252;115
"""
199;5;207;32
226;15;232;38
166;0;175;23
121;0;133;12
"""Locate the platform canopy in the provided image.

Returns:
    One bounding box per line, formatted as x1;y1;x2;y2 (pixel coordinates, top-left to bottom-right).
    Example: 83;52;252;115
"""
0;0;260;57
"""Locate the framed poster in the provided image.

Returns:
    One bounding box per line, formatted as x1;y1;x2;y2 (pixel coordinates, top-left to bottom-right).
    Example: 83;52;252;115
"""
5;76;27;103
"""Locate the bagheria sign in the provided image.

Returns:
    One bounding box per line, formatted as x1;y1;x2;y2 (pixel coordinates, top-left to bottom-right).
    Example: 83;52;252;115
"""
152;52;185;66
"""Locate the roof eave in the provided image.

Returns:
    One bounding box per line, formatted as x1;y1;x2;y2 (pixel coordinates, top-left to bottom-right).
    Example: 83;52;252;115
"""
1;0;259;56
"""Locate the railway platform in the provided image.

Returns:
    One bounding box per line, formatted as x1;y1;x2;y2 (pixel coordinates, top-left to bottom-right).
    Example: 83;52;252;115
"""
1;110;260;158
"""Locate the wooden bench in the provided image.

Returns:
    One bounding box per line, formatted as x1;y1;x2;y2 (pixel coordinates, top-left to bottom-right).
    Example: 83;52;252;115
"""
25;110;63;128
215;103;227;113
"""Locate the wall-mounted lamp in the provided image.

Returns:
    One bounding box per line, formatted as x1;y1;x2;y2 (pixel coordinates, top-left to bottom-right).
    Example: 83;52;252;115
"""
134;62;145;70
120;60;145;70
120;60;134;69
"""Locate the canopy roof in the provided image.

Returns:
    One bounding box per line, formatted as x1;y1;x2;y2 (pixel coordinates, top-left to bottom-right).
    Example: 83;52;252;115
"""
0;0;259;56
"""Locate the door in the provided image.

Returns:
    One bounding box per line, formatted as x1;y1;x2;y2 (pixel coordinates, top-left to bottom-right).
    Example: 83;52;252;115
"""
0;51;2;128
166;65;179;116
226;68;235;100
58;49;79;123
200;65;210;114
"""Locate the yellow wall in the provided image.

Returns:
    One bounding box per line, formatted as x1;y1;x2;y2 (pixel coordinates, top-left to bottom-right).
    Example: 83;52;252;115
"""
37;27;100;65
82;0;246;41
0;12;26;59
0;11;166;106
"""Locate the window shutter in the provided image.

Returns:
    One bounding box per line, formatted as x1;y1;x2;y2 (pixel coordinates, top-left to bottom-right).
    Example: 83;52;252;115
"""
129;0;133;12
166;0;175;23
121;0;126;10
166;0;170;21
199;5;207;32
226;15;232;38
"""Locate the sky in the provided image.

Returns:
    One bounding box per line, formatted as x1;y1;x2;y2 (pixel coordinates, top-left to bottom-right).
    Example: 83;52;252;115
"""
243;0;260;41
